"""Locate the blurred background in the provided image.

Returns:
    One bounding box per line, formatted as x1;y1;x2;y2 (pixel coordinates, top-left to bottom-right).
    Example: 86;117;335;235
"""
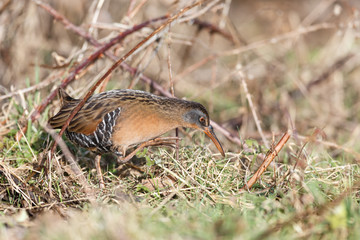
1;0;360;154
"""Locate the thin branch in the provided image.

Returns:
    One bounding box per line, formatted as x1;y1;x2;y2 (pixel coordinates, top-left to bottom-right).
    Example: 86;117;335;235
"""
306;53;355;90
178;0;220;23
289;53;356;98
222;23;336;56
127;0;148;19
0;71;60;101
0;0;11;14
167;28;180;161
297;134;360;160
193;18;234;43
78;0;105;60
241;131;291;191
238;67;269;148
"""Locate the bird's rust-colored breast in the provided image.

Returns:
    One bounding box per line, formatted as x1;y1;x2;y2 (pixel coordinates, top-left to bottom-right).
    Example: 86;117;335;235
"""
111;104;179;147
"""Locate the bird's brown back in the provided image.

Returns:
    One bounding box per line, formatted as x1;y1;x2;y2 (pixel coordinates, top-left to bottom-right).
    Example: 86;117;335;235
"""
48;89;207;136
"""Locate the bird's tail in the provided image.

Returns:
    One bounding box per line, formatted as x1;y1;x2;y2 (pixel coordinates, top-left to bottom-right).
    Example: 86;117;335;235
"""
48;88;80;129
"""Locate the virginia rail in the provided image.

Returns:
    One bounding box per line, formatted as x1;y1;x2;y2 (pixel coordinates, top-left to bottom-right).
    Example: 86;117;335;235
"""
49;89;225;187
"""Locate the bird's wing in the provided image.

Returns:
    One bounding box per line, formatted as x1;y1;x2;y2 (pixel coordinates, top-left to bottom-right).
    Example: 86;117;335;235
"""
68;99;123;135
48;91;124;135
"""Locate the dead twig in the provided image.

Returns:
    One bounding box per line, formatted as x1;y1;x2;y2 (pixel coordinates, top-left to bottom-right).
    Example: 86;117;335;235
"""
166;27;180;161
306;53;355;90
32;0;105;47
297;134;360;160
238;67;269;148
193;18;234;43
0;71;62;101
289;53;356;98
0;0;11;14
210;120;245;149
127;0;148;19
223;23;336;57
241;131;291;191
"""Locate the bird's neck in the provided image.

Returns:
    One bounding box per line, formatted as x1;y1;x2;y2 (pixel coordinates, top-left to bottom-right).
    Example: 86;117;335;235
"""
154;98;190;125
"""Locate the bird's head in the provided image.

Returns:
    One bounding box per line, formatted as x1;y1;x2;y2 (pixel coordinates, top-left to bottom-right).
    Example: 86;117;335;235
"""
182;104;225;157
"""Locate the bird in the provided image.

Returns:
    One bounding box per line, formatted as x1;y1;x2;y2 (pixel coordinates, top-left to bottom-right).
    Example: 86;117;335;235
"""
48;88;225;188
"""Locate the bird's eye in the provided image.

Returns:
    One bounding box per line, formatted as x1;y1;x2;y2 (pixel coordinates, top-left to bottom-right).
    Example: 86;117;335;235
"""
199;117;206;125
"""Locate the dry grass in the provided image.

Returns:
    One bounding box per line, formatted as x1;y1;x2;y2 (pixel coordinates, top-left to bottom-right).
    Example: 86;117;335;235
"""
1;0;360;239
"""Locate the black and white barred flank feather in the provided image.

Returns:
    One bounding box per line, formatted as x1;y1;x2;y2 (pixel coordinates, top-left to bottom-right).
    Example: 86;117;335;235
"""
66;107;122;156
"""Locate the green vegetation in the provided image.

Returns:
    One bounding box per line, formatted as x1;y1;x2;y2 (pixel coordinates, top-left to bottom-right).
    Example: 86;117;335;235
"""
1;114;359;239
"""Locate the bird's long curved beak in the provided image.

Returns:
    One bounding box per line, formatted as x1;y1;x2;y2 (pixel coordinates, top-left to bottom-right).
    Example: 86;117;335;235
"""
203;125;225;157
